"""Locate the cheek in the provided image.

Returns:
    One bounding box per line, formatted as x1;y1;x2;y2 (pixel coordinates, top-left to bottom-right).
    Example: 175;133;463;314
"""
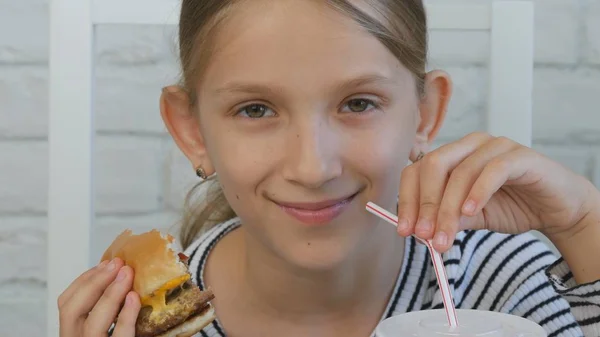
201;122;274;208
349;113;415;173
346;112;416;203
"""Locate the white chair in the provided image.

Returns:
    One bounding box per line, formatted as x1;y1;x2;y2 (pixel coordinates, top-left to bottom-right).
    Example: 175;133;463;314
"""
46;1;534;336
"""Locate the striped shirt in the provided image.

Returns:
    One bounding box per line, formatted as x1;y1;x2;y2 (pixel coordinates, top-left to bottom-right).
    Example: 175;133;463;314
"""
184;218;600;337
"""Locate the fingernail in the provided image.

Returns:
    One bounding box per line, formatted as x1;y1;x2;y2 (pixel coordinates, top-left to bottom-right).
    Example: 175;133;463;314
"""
106;259;117;271
116;268;126;282
434;231;448;247
463;200;476;214
97;260;108;269
397;218;409;233
416;219;432;233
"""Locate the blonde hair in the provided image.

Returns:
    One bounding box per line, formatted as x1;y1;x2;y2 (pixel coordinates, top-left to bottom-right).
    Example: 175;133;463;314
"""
176;0;428;249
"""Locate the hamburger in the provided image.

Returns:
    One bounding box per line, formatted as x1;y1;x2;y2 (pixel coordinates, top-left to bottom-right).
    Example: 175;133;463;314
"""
101;229;216;337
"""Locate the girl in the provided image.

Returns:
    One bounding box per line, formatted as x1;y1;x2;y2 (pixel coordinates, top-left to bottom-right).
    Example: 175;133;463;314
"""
58;1;600;336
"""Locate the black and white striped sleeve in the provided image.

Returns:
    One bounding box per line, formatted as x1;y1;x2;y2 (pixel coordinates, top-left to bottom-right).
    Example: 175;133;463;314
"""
545;258;600;337
450;231;585;336
457;233;584;337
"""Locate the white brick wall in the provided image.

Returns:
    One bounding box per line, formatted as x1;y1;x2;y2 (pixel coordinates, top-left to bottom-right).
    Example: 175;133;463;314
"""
584;0;600;64
0;67;48;137
1;1;599;335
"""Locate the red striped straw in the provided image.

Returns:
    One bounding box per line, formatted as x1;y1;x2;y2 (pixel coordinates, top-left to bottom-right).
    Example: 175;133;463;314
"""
366;201;459;327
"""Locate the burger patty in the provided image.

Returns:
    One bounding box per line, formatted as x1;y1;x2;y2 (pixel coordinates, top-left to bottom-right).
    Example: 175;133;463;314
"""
136;281;215;337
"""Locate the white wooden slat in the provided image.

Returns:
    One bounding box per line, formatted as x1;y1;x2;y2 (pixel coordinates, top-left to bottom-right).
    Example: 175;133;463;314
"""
92;1;491;30
93;0;181;25
487;1;534;147
426;4;491;30
47;0;94;336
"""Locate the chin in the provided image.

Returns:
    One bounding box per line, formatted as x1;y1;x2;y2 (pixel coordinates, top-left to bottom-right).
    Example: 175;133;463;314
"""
284;239;358;271
271;217;378;272
242;202;390;271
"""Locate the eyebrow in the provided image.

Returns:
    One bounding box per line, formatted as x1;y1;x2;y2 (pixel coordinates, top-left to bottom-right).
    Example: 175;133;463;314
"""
334;74;395;93
214;82;282;95
213;74;394;96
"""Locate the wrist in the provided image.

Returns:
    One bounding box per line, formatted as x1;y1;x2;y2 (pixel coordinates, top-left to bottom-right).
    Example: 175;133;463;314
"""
548;186;600;284
547;179;600;246
549;209;600;249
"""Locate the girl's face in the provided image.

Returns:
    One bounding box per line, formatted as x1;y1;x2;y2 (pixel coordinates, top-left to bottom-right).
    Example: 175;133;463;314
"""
163;0;450;269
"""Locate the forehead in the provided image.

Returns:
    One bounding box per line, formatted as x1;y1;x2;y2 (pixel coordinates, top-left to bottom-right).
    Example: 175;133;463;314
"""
199;0;410;91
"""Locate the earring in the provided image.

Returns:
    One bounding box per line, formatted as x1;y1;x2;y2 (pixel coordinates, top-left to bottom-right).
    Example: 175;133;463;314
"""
195;166;207;179
415;152;425;162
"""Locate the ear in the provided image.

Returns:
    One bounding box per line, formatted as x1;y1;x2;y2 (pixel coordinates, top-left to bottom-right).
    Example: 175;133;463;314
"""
410;70;453;161
160;85;215;175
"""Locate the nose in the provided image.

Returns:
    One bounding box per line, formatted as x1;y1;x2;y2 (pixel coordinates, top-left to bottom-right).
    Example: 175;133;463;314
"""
282;118;342;189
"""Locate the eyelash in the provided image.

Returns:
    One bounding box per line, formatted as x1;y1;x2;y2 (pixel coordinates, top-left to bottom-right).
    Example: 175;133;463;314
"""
234;98;381;119
340;98;381;114
235;103;276;119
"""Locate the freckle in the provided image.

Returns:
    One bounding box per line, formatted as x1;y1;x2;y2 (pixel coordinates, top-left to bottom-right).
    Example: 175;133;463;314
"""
236;194;239;200
307;242;311;246
296;134;299;138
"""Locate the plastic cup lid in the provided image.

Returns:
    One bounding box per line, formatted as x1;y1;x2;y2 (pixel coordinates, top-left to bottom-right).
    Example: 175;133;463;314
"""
375;309;547;337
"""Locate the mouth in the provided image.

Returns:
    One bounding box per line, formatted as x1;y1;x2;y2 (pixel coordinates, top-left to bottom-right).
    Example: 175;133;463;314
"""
274;191;360;226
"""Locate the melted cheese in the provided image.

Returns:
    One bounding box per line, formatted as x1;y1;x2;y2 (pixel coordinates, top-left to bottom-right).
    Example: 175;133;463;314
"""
140;274;190;310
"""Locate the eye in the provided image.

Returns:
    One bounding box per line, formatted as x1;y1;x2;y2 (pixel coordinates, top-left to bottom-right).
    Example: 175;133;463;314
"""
342;98;378;113
236;104;276;118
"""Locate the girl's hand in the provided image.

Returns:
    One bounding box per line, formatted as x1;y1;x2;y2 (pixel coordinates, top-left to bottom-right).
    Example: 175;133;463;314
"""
397;132;600;254
58;258;141;337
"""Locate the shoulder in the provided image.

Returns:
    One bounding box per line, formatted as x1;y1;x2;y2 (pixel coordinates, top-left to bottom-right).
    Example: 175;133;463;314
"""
183;217;242;255
182;217;242;288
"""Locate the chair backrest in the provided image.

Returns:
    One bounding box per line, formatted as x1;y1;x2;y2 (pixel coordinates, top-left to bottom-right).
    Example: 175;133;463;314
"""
46;1;533;336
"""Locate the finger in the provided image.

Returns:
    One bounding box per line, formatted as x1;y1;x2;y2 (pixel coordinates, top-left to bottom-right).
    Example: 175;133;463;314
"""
112;292;141;337
60;258;125;322
462;147;534;217
415;153;448;240
397;163;420;236
58;260;110;309
84;266;134;337
433;137;520;252
58;259;115;337
414;132;493;241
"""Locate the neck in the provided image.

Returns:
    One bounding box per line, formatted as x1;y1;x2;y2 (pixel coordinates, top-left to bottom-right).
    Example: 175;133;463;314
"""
240;224;405;322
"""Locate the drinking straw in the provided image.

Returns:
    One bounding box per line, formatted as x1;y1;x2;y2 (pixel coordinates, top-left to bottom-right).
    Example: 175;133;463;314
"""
366;201;459;327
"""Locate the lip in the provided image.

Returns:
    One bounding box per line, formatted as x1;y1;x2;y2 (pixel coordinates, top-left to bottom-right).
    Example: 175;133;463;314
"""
274;192;359;226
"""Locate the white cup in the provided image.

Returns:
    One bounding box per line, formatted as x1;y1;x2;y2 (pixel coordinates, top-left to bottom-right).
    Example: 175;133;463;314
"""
375;309;546;337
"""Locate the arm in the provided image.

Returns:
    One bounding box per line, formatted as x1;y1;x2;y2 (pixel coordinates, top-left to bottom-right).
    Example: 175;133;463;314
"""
544;256;600;337
491;244;600;337
542;185;600;337
448;231;586;336
450;230;599;336
501;226;600;337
